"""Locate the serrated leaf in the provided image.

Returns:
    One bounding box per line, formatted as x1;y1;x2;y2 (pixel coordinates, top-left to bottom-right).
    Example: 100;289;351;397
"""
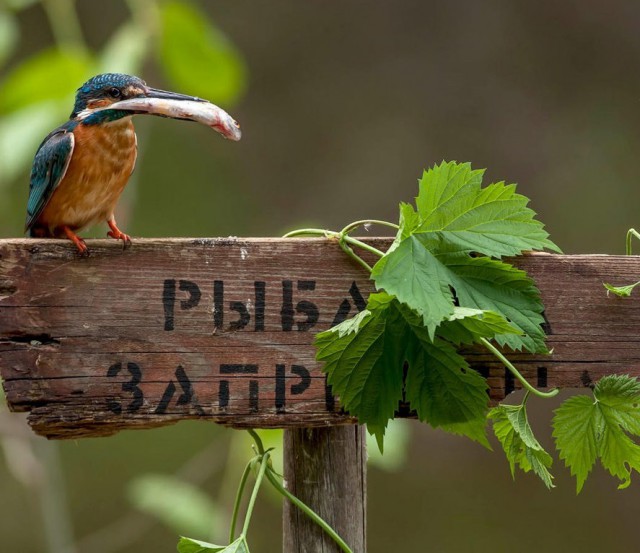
553;375;640;492
489;404;554;488
415;161;560;258
404;331;490;447
440;252;548;353
371;236;455;335
315;295;407;447
159;2;247;106
316;294;503;449
177;536;248;553
604;281;640;297
373;236;547;353
437;307;522;346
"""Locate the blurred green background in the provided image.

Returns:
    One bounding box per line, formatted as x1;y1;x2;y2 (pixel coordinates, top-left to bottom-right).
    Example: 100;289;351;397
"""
2;1;640;552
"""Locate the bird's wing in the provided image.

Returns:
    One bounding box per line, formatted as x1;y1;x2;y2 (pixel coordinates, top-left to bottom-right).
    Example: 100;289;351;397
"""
25;124;76;232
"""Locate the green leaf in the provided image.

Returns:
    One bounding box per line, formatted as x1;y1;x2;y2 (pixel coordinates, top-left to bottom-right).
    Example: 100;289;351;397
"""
439;252;548;353
315;294;407;449
316;294;500;449
604;281;640;297
159;1;247;106
177;536;249;553
0;47;93;113
373;237;547;353
128;474;224;538
404;331;490;447
489;403;554;488
553;375;640;492
437;307;522;346
371;235;455;336
415;161;560;258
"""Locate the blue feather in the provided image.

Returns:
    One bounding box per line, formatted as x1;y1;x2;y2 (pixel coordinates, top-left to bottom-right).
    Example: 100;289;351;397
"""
25;121;77;233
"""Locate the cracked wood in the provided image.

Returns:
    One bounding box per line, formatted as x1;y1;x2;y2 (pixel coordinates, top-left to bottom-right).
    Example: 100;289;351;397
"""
1;238;639;439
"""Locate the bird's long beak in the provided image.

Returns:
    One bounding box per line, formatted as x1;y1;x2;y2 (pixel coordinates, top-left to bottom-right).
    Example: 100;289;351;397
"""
144;87;207;103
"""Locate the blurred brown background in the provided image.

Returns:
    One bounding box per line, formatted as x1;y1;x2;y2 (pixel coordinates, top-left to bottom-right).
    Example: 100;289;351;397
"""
2;1;640;552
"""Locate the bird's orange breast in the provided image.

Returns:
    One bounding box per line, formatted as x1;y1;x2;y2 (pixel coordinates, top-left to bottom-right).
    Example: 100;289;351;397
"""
38;118;137;234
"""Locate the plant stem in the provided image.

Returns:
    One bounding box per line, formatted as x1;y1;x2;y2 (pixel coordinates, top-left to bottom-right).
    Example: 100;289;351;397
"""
480;337;559;399
240;451;270;537
265;469;353;553
282;228;333;238
229;460;253;543
340;235;386;258
247;428;265;455
626;228;640;255
340;219;399;235
337;240;373;272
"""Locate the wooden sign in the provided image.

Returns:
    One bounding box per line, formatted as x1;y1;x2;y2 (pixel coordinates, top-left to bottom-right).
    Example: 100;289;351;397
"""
1;238;640;439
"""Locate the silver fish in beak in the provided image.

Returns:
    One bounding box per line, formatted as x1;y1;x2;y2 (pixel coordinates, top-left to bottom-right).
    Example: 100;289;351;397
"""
82;91;242;141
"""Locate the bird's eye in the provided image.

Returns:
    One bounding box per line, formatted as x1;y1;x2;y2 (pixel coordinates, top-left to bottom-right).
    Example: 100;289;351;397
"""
108;87;121;98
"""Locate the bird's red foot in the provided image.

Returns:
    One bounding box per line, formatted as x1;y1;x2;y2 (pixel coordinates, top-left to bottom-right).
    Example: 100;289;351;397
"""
63;226;89;256
107;219;132;249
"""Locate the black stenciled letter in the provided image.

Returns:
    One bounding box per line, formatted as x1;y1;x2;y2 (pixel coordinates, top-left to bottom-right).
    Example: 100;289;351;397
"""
281;280;319;331
214;281;258;331
218;364;260;413
331;281;367;326
162;279;201;331
106;361;144;413
275;364;311;413
155;365;204;415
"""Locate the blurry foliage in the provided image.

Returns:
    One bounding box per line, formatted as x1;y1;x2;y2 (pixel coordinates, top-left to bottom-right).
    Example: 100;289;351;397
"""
128;473;225;539
0;0;247;186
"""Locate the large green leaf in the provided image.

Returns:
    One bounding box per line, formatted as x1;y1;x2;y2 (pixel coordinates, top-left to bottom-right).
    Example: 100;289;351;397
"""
316;294;517;449
371;235;455;336
439;252;548;353
373;236;547;353
404;332;490;447
159;2;247;105
415;161;560;258
553;375;640;493
315;294;407;449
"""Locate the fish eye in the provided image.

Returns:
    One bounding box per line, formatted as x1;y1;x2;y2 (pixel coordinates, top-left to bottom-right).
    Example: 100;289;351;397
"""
108;87;122;98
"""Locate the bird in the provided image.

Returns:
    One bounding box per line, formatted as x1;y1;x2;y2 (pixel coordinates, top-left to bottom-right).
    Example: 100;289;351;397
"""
25;73;240;255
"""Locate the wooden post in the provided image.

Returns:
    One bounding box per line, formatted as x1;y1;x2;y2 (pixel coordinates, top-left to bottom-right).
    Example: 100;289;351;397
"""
283;426;366;553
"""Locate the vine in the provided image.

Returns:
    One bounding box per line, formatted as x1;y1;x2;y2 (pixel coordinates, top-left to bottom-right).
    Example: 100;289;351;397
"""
179;160;640;551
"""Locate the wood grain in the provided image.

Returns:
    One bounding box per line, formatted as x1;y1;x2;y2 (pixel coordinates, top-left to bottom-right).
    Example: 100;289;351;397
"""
1;237;639;439
283;426;366;553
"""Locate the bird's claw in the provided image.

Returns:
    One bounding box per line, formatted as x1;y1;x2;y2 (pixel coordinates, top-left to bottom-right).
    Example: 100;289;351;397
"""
76;238;90;257
107;230;132;249
107;219;132;249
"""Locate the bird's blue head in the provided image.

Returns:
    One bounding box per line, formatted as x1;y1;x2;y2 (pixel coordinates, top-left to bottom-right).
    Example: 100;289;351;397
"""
71;73;204;123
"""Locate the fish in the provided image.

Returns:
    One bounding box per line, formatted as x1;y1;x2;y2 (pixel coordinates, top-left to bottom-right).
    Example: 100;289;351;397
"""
79;97;242;141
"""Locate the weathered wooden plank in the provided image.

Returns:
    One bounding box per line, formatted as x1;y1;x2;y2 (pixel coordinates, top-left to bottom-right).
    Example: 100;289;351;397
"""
1;238;639;439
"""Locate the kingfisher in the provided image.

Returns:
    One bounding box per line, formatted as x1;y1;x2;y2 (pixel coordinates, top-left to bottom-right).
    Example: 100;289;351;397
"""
26;73;240;255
